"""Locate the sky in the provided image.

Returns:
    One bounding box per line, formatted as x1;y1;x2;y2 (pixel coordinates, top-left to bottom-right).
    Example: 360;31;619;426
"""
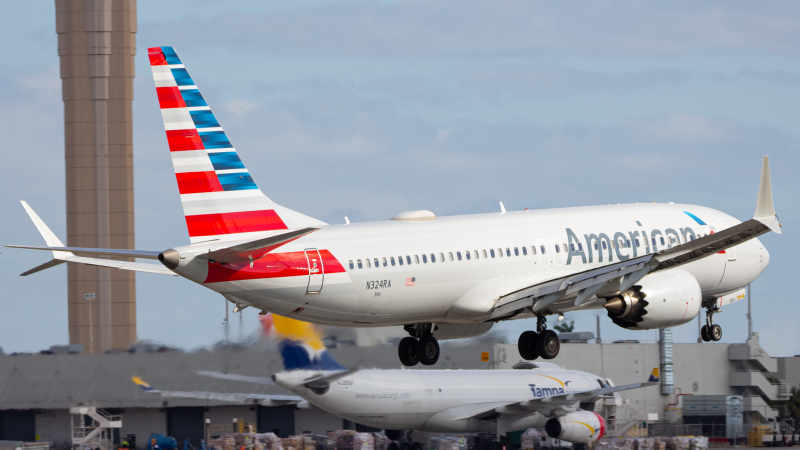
0;0;798;356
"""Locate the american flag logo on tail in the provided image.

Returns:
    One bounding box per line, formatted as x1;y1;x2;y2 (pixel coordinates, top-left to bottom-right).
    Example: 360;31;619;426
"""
147;46;325;243
406;277;416;286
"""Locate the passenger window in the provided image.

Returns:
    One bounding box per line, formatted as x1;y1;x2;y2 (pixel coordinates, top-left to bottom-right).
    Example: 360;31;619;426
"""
498;248;503;258
382;257;387;267
593;242;598;250
422;254;427;263
374;258;379;267
440;252;445;262
522;247;527;256
357;259;363;269
660;237;665;246
514;247;519;256
406;255;412;265
626;239;631;248
610;240;615;249
652;237;656;247
490;249;496;258
398;256;404;266
602;241;607;250
578;243;583;251
390;257;396;266
505;248;511;257
366;259;372;268
465;251;471;260
449;252;454;261
348;260;354;269
431;253;436;263
415;255;420;264
689;235;695;241
541;245;546;254
483;249;488;258
531;246;537;255
555;245;560;253
457;252;462;261
635;238;640;247
569;243;575;252
563;244;567;252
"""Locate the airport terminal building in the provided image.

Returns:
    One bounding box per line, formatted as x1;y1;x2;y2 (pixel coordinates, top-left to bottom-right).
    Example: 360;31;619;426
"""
0;332;796;446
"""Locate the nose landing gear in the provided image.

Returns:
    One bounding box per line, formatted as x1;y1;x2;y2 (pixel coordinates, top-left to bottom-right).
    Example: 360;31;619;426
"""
518;316;561;360
700;306;722;342
398;324;440;366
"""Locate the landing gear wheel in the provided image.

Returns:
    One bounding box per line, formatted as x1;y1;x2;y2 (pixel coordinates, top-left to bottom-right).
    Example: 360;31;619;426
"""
537;330;560;360
398;337;419;366
518;331;540;360
384;430;403;441
710;324;722;341
701;325;711;342
417;335;440;366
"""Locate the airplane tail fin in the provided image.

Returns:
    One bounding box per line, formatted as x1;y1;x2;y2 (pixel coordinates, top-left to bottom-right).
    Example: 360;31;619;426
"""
260;314;345;371
648;367;660;383
147;46;326;244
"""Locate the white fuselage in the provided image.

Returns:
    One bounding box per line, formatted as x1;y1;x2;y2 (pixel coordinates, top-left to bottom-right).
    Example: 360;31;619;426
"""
170;203;769;328
273;367;606;432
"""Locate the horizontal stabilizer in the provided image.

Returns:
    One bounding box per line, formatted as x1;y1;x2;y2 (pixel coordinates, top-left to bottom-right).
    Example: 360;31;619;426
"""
204;227;319;264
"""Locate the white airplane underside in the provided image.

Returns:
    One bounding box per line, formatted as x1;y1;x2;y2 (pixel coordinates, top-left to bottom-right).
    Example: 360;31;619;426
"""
7;46;782;367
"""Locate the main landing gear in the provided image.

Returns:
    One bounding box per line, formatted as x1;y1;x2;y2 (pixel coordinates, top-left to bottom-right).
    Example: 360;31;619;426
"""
518;315;560;360
700;305;722;342
398;324;440;366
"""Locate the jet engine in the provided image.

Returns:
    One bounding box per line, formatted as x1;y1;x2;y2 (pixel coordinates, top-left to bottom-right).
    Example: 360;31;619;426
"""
604;268;701;330
545;411;605;444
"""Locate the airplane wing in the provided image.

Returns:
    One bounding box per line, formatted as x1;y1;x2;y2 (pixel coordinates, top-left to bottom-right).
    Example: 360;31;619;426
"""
454;382;659;420
196;370;276;385
6;202;175;277
492;156;780;319
132;376;303;405
7;202;317;275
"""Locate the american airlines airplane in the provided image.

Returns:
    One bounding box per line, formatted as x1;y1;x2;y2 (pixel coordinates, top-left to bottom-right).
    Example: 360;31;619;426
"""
9;46;781;366
134;314;658;448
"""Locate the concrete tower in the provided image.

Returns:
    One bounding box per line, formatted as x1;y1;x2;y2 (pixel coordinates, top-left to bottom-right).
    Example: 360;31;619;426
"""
56;0;137;352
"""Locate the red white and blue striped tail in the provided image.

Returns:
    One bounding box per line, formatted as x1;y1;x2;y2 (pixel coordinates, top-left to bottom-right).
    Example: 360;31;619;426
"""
148;46;326;243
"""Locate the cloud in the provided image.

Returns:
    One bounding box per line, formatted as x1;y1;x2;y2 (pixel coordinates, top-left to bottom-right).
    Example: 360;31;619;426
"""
141;1;800;58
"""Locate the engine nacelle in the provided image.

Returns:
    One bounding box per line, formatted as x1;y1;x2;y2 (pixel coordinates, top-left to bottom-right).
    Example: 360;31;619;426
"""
545;411;605;444
604;268;702;330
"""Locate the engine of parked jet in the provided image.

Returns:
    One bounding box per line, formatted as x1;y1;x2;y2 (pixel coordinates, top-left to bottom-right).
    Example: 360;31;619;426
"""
545;411;605;444
603;268;702;330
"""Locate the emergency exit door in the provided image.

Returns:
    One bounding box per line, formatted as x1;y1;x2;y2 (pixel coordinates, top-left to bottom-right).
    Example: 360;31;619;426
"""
304;249;324;294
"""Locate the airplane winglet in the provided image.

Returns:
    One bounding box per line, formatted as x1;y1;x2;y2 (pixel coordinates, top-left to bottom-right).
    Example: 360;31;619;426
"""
132;376;160;393
753;156;781;234
14;201;75;275
20;201;66;248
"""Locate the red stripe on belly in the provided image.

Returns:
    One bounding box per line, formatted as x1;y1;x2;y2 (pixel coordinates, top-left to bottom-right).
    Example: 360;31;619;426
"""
186;209;288;238
204;250;345;283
